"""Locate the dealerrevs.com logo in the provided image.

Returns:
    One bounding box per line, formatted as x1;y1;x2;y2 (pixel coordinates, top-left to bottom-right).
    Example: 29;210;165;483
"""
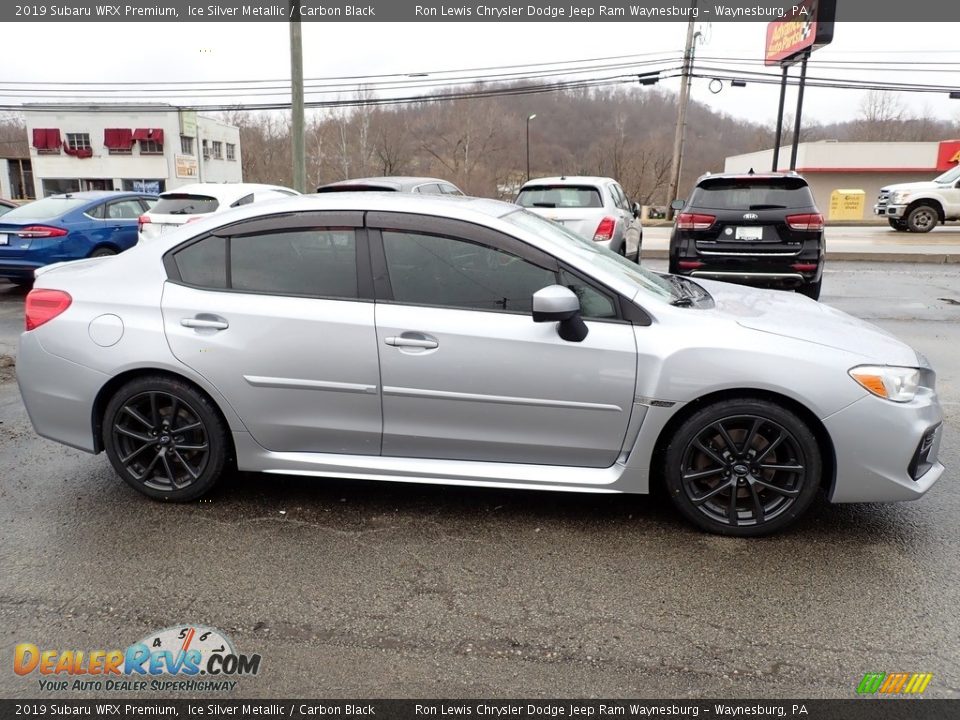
14;625;261;692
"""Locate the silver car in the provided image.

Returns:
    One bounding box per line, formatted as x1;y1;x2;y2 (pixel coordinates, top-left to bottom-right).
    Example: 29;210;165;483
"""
516;176;642;261
17;194;943;536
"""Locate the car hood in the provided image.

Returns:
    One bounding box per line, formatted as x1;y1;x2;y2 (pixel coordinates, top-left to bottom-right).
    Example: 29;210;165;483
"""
696;279;918;365
881;181;941;192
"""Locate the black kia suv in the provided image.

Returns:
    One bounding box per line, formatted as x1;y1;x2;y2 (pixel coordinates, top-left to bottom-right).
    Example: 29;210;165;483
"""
669;172;825;300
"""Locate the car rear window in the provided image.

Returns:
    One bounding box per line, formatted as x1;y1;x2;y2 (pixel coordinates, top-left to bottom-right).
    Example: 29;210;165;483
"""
316;185;397;193
516;185;603;209
2;196;88;220
690;178;814;210
152;194;219;215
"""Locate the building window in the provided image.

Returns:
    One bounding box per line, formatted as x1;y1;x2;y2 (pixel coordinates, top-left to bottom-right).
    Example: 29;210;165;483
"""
32;128;61;154
180;136;195;155
140;140;163;155
211;141;223;160
202;139;210;159
7;159;35;200
226;143;236;161
41;178;81;197
121;179;165;194
66;133;91;152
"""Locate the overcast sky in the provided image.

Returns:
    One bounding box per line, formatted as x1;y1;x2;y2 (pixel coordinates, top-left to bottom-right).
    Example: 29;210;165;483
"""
6;21;960;128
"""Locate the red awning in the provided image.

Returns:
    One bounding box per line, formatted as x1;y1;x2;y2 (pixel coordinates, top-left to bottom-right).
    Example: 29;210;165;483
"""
32;128;61;150
133;128;164;144
63;146;93;159
104;128;134;149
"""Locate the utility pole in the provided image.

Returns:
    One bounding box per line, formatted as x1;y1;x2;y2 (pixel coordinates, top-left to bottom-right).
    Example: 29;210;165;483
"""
789;52;810;171
666;4;697;220
289;1;306;193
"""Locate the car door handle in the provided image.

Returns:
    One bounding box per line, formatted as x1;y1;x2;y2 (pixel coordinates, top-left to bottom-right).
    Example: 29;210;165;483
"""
385;333;438;349
181;316;229;330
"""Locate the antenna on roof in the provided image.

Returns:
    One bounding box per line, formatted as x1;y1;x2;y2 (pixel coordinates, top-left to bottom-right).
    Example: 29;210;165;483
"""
748;167;755;175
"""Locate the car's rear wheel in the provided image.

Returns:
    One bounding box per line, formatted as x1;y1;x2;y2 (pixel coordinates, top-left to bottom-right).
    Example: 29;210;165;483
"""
888;218;908;232
89;247;117;258
103;376;227;501
662;399;821;536
797;279;822;300
905;204;939;233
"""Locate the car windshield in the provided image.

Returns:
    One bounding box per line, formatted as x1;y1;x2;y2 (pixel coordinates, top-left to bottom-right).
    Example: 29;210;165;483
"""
502;209;677;301
152;194;219;215
1;196;89;221
934;165;960;184
690;178;814;210
516;185;603;209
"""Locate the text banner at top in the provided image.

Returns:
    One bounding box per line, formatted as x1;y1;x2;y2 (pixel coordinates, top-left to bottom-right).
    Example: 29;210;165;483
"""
3;0;958;23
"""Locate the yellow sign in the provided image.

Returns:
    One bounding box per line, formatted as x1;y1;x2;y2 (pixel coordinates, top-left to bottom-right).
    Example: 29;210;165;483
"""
828;189;865;221
175;154;198;179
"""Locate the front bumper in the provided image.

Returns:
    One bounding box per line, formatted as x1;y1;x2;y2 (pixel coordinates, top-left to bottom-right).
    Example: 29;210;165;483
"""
824;389;945;503
874;204;907;219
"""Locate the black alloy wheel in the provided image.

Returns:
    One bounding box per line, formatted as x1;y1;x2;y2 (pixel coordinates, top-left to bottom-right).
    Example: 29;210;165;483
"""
104;376;227;501
664;400;821;536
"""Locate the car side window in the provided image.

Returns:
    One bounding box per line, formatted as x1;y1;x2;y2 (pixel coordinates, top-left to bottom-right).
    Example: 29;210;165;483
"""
172;229;358;299
382;231;556;313
610;184;629;211
107;199;147;219
231;230;358;298
86;203;105;219
440;183;463;196
415;184;443;195
559;269;618;319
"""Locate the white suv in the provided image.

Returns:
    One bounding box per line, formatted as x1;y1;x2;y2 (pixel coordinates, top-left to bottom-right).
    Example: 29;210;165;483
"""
516;176;642;261
138;183;299;244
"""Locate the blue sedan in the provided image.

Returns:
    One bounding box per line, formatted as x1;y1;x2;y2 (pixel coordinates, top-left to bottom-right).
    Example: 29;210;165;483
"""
0;191;156;286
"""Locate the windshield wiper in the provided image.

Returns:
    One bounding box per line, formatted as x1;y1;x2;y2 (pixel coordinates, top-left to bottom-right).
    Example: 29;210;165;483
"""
169;205;198;215
670;296;695;307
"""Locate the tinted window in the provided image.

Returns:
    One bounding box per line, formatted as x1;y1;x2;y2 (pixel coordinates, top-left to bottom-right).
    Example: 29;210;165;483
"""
231;230;357;298
440;183;463;196
517;185;603;209
383;231;555;313
690;178;815;210
175;236;227;289
3;196;88;220
415;184;443;194
153;194;219;215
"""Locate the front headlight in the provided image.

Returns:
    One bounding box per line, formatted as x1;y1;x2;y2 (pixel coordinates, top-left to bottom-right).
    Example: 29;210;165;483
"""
891;191;912;204
849;365;920;402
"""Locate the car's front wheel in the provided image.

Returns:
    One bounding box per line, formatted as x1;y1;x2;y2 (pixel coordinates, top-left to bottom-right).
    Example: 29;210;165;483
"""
103;376;228;501
905;204;939;233
662;399;821;536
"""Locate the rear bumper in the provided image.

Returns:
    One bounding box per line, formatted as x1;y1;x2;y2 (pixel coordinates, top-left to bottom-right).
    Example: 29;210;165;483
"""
0;258;45;281
825;390;945;503
16;331;105;453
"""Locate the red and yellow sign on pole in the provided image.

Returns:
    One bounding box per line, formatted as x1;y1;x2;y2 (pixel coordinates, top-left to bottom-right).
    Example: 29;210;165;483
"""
765;0;835;66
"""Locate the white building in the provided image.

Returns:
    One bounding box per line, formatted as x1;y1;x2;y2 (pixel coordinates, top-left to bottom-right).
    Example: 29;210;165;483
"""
725;140;960;217
23;104;242;197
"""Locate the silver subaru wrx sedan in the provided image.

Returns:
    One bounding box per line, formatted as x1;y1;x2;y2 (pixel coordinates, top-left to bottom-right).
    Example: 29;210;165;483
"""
17;194;944;536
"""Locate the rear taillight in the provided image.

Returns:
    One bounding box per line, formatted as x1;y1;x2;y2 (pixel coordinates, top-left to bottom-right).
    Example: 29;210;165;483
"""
25;289;72;331
678;260;704;270
137;215;151;233
593;217;616;242
791;263;819;272
16;225;68;239
675;213;716;231
786;213;824;231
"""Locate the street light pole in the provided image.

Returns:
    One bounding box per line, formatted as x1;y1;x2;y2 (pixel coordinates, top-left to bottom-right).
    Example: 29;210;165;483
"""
289;1;306;193
526;113;537;183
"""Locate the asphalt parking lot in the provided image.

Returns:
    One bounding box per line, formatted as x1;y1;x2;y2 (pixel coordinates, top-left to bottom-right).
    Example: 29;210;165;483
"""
1;258;958;700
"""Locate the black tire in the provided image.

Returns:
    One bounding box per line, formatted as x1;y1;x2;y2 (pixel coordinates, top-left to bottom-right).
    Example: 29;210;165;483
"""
662;399;821;536
89;247;117;258
905;204;939;233
887;218;908;232
103;376;228;502
797;279;822;301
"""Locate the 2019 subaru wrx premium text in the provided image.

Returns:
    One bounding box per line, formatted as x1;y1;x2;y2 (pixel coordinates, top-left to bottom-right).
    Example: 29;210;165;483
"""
669;172;825;300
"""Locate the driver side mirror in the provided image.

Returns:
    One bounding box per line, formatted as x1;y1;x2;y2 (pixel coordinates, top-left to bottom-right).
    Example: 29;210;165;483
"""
671;199;685;211
532;285;588;342
631;201;641;218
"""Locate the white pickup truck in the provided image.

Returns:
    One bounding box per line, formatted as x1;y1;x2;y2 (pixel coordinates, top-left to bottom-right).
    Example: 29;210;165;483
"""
874;164;960;232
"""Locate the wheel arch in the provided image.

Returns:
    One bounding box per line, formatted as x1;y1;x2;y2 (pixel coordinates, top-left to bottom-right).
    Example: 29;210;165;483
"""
650;387;837;497
88;242;122;256
91;368;236;464
906;198;945;222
